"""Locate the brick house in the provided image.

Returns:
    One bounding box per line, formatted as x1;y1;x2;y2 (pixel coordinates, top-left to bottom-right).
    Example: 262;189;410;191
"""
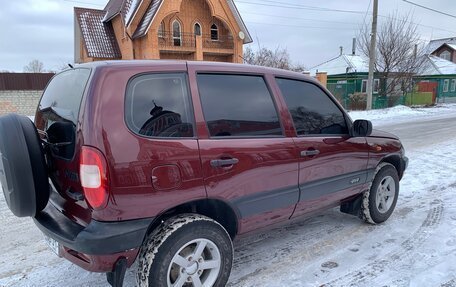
74;0;252;64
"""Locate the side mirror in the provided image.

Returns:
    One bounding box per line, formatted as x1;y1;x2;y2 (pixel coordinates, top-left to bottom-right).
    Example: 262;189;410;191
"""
352;119;373;137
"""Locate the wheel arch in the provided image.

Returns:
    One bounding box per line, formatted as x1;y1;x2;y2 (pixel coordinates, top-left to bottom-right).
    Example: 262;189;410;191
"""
143;198;239;242
379;154;403;179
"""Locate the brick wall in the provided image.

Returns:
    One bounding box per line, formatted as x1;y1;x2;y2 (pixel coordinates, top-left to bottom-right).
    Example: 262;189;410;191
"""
0;90;42;116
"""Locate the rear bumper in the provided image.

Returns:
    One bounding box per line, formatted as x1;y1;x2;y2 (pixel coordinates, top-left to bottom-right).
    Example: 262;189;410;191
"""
34;202;154;271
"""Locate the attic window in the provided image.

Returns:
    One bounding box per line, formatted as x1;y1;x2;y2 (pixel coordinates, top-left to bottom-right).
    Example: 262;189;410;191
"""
211;24;218;41
158;21;164;38
173;20;182;46
440;50;451;61
194;23;201;36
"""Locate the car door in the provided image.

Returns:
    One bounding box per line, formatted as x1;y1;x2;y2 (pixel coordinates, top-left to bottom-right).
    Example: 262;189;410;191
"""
274;77;370;218
188;66;299;234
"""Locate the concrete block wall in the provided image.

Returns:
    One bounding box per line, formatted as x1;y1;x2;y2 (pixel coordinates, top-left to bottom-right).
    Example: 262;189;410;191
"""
0;90;42;116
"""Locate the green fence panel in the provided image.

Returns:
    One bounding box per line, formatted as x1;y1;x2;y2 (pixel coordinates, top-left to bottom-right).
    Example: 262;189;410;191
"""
405;92;434;106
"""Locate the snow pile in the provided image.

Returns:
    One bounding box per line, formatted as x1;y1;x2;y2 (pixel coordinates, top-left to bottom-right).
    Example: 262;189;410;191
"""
348;103;456;126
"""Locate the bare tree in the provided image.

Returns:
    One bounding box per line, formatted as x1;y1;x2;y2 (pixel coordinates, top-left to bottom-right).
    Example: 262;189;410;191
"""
243;45;306;71
359;13;425;97
23;59;45;73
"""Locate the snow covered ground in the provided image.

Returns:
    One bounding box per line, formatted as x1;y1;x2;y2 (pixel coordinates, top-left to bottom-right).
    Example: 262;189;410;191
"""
1;104;456;287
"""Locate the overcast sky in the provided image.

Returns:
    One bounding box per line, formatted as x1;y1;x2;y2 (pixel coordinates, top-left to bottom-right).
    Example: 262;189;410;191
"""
1;0;455;72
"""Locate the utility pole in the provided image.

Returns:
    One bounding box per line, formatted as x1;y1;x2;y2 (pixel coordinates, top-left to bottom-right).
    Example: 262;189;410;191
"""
366;0;378;110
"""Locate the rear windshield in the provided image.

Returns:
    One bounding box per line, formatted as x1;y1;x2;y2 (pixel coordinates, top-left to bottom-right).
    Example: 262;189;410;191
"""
38;68;91;125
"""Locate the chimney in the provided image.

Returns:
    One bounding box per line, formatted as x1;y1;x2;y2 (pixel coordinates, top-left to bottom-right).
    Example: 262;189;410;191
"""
339;46;343;56
352;38;357;55
413;44;418;58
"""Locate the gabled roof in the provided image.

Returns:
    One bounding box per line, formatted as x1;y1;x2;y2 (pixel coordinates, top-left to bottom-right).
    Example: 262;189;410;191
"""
309;54;369;76
420;55;456;75
132;0;163;39
102;0;141;24
425;37;456;54
227;0;253;44
74;7;121;59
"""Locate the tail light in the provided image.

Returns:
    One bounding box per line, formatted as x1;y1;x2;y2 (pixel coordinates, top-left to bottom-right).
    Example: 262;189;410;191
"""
80;146;109;209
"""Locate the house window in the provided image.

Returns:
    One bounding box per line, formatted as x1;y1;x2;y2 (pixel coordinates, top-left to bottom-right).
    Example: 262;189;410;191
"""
440;50;451;61
158;21;164;38
373;79;380;93
443;79;449;92
194;23;201;36
451;79;456;92
210;24;218;41
361;79;379;93
361;79;367;93
172;20;182;46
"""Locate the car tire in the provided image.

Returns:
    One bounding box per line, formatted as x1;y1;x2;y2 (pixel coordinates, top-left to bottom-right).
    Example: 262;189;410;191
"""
137;214;233;287
361;163;399;224
0;114;49;217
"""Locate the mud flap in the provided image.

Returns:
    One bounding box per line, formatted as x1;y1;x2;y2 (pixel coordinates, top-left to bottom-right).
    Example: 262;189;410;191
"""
107;257;127;287
340;194;363;217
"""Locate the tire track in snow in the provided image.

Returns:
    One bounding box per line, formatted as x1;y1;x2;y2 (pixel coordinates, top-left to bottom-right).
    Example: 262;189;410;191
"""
440;278;456;287
324;199;444;287
228;213;367;286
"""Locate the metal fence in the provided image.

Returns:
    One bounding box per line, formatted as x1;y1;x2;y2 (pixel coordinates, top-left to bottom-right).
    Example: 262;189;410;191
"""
0;73;54;91
158;32;196;49
157;32;234;50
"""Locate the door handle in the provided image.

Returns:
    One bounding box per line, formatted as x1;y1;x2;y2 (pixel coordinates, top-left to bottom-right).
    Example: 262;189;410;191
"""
301;150;320;157
210;158;239;168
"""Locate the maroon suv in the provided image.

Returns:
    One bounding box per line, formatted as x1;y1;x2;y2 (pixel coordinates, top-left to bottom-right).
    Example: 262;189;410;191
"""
0;61;407;287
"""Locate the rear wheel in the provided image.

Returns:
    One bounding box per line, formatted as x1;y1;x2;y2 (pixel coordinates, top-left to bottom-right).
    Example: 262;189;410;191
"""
361;163;399;224
137;214;233;287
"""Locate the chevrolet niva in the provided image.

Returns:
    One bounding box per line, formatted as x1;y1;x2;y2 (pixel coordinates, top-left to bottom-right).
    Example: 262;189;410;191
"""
0;61;407;287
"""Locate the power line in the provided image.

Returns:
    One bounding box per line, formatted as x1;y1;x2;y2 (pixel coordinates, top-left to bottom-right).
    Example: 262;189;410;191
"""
362;0;373;27
61;0;104;7
235;1;366;15
402;0;456;19
245;21;358;30
242;12;359;26
235;0;456;34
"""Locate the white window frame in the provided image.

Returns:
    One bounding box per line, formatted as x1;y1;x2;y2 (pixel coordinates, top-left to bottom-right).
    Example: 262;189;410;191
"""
361;79;367;93
443;79;450;93
373;79;380;94
172;20;182;46
440;50;451;61
451;79;456;92
361;79;379;93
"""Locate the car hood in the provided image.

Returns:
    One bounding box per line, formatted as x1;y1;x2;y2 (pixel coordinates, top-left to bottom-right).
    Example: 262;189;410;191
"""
368;129;399;140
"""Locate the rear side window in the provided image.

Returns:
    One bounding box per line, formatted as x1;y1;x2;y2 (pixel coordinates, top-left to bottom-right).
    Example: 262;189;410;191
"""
125;73;194;138
39;68;91;125
276;78;348;135
197;74;282;137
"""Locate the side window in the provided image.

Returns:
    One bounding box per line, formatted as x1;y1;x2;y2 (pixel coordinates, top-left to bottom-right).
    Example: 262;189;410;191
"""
197;74;282;137
125;73;194;138
276;78;348;135
361;79;367;93
444;79;449;93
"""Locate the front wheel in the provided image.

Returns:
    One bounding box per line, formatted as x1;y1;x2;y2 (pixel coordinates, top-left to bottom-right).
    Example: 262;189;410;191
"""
361;163;399;224
137;214;233;287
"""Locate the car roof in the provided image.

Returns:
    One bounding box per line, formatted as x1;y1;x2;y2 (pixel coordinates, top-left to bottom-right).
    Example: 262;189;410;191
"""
74;60;316;82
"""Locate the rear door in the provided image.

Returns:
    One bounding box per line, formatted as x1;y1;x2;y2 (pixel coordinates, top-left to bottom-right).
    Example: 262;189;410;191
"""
188;66;299;234
274;78;369;218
